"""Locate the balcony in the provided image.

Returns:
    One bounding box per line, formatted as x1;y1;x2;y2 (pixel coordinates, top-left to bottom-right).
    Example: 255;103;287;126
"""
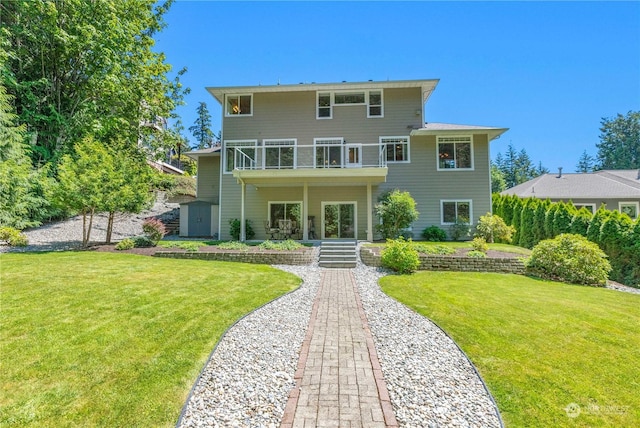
231;142;389;186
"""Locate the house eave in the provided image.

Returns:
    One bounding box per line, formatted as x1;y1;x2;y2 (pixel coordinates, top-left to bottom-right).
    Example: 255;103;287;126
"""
411;125;509;141
232;167;388;186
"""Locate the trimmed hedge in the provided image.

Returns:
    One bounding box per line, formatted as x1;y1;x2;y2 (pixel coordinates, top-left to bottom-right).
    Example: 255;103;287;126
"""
493;193;640;286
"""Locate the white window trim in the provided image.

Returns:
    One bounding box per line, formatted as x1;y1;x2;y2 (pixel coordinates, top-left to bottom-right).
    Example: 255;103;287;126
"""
436;135;475;171
380;136;410;163
619;201;639;219
262;138;297;169
316;92;332;120
367;90;384;118
223;139;258;173
316;90;384;120
440;199;473;225
314;137;344;168
268;201;303;224
225;94;253;117
573;203;596;213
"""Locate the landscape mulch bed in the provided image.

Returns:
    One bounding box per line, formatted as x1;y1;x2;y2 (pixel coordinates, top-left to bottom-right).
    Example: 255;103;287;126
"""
364;246;522;259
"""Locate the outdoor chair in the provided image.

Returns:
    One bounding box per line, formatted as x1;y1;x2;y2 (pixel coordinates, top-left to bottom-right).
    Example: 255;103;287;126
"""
264;220;279;239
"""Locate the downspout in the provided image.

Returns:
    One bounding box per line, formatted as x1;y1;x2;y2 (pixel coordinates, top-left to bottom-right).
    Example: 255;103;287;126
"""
239;177;246;241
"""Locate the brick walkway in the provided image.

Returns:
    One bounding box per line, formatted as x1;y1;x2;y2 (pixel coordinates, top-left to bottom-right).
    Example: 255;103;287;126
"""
281;269;398;428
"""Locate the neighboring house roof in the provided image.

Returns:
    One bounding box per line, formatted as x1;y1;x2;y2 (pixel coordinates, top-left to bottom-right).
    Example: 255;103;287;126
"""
502;170;640;199
185;145;221;159
207;79;440;104
411;122;509;141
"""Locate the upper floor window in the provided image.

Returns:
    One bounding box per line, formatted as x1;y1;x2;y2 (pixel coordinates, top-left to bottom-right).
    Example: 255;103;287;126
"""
226;94;252;116
381;136;409;163
314;138;343;168
224;140;257;172
368;91;383;117
264;139;296;169
317;93;332;119
437;136;473;170
317;90;384;119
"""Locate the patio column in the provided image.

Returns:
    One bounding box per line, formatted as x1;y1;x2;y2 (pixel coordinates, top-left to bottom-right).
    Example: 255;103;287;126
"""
302;182;309;240
367;182;373;241
240;179;246;241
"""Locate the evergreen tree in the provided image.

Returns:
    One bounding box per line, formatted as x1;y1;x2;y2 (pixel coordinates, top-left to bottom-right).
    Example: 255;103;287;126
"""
576;150;596;173
494;143;548;189
490;163;507;193
569;207;593;236
596;111;640;169
189;102;215;149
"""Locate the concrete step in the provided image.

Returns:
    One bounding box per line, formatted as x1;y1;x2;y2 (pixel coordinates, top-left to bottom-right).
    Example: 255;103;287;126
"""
318;240;357;268
318;260;357;269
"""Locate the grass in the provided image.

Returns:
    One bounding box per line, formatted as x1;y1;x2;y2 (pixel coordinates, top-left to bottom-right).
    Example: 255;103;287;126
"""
380;272;640;427
0;252;300;427
363;240;532;256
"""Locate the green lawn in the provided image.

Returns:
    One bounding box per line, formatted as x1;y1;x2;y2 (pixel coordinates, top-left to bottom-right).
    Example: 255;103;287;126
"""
380;272;640;427
0;252;300;427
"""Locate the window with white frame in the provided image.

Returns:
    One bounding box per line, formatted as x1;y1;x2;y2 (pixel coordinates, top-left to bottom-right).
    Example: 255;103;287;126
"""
441;200;472;224
437;136;473;170
226;94;252;116
264;139;296;169
619;201;639;219
316;90;384;119
381;136;409;163
314;138;343;167
317;92;332;119
368;90;383;117
269;202;302;228
224;140;257;172
574;203;596;214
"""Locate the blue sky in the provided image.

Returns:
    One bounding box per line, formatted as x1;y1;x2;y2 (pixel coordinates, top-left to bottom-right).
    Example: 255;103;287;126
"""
154;1;640;172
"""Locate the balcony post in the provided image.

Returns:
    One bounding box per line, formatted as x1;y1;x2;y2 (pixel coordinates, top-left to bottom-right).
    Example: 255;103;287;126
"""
367;182;373;241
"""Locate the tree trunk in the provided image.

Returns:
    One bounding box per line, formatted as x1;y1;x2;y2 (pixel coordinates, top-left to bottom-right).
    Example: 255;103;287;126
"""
106;211;115;244
85;207;95;247
82;209;88;247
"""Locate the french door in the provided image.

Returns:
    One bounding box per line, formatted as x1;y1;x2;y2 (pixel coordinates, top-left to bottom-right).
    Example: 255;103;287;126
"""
322;202;356;239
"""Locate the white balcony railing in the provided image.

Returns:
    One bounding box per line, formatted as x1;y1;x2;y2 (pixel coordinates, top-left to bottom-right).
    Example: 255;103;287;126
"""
232;143;388;171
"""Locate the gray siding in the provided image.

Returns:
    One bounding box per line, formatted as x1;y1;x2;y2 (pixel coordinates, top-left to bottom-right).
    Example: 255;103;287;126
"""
379;134;492;238
197;156;220;203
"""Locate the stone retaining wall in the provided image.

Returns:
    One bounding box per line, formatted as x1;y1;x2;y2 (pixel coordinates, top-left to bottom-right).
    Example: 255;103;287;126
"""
154;249;313;265
360;247;526;274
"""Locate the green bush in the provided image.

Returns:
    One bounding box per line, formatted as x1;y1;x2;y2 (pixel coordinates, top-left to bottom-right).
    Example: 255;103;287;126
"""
229;219;255;240
142;218;166;244
375;190;419;239
381;237;420;274
421;225;447;242
132;236;154;248
467;250;487;258
586;206;609;245
413;243;456;255
258;239;303;251
471;237;489;253
569;207;592;236
450;217;471;241
475;213;514;244
526;234;611;286
0;226;28;246
217;241;249;250
115;238;135;250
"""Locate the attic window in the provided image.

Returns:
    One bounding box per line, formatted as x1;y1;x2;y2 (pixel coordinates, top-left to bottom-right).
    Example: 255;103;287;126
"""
226;94;252;116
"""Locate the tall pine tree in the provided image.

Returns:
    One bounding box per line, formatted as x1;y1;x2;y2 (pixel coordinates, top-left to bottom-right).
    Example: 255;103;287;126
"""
189;102;215;149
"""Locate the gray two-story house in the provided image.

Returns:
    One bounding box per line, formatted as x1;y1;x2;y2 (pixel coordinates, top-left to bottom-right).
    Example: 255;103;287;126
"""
180;79;508;241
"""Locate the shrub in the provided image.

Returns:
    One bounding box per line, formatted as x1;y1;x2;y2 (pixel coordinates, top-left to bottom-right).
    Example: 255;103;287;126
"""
526;234;611;286
569;207;592;236
381;237;420;274
132;236;154;248
475;213;514;244
450;217;471;241
422;225;447;242
471;237;489;253
258;239;303;251
229;219;255;241
142;218;166;244
375;190;419;239
115;238;135;250
0;226;28;246
413;243;456;255
217;241;249;250
467;250;487;258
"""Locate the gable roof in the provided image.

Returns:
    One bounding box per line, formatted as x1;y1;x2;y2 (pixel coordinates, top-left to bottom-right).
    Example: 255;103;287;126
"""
502;170;640;199
410;122;509;141
207;79;440;104
185;145;221;160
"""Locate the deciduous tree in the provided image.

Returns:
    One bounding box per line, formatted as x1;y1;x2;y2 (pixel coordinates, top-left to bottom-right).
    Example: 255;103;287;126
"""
375;190;419;239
